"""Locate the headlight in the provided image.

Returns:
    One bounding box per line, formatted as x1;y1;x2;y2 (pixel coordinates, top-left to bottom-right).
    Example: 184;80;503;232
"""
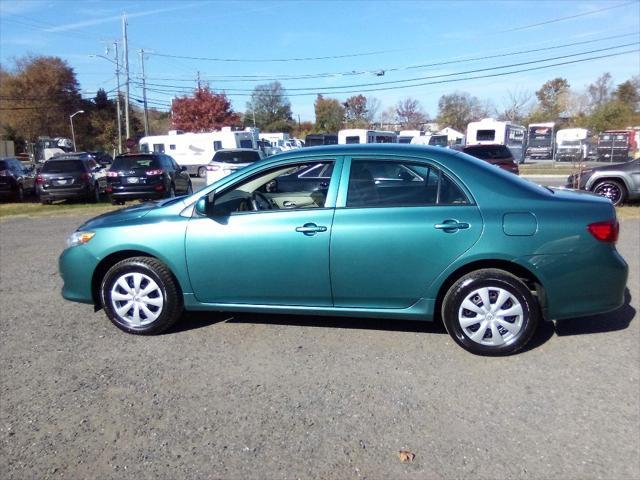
66;231;96;248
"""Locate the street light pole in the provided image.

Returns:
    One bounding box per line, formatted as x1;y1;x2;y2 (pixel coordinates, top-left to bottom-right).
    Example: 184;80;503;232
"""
70;110;85;152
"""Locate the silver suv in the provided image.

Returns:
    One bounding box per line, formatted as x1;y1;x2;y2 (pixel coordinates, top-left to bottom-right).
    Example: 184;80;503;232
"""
566;159;640;206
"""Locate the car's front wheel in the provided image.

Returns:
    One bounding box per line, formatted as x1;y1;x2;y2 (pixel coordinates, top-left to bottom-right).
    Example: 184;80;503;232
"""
100;257;183;334
593;179;627;206
441;269;540;355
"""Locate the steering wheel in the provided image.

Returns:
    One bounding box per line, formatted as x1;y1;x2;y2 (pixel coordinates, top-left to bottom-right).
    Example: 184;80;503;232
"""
250;191;274;211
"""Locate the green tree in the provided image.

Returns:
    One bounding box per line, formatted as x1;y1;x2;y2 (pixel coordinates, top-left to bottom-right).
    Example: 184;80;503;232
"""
613;76;640;112
581;101;634;132
314;95;344;132
0;55;83;142
436;92;487;132
245;81;294;132
587;73;612;110
535;77;570;118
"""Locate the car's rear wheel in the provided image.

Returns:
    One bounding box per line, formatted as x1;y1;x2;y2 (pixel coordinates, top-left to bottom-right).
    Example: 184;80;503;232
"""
186;182;193;195
100;257;183;334
89;183;100;203
197;166;206;178
167;184;176;198
593;180;627;206
14;184;24;202
442;269;539;355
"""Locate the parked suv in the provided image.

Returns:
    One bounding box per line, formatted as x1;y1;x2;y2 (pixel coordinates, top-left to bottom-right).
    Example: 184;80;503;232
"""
0;157;36;202
37;154;106;204
461;145;520;174
106;153;192;204
566;159;640;206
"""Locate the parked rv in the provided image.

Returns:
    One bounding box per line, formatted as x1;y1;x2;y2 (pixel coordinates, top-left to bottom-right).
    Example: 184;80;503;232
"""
597;130;637;162
398;130;423;144
466;118;526;163
526;122;556;160
139;128;256;177
304;134;338;147
259;133;290;149
338;129;397;144
555;128;592;162
410;134;448;147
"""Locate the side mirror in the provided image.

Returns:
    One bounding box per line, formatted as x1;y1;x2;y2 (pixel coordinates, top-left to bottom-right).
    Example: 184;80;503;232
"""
195;197;208;216
180;166;187;171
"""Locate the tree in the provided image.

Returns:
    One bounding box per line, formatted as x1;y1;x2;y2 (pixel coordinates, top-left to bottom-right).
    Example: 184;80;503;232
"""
535;77;570;118
613;76;640;112
581;100;634;132
395;98;427;129
379;106;397;130
436;92;488;132
171;86;240;132
587;73;612;110
366;97;381;124
314;95;344;132
0;55;83;142
245;81;294;132
499;89;533;123
292;121;314;140
343;94;369;128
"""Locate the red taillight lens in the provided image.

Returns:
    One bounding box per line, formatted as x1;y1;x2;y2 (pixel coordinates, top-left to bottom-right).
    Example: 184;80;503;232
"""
80;172;91;182
154;184;165;192
105;186;113;193
588;221;619;243
107;171;119;177
35;174;44;184
146;169;164;176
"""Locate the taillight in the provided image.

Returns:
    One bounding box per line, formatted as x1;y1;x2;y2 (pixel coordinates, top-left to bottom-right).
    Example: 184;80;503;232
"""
146;169;164;176
206;165;219;171
35;174;44;185
0;169;8;177
80;172;91;182
107;171;119;177
588;221;619;243
154;184;165;192
105;186;113;193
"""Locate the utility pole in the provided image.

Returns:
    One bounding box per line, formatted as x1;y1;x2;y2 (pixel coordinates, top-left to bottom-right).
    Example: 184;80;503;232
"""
139;49;149;136
122;14;131;139
196;71;201;90
114;41;123;154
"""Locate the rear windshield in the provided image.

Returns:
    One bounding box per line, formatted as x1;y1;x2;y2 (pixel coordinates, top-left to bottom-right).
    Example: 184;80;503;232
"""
463;145;512;160
212;150;261;164
41;160;84;173
112;156;160;170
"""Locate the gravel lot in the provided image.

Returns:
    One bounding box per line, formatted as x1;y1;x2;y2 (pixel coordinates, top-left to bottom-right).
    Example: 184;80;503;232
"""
1;213;638;480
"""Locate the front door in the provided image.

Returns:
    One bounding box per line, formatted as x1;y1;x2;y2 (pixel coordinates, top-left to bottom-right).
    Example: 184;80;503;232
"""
185;158;341;306
330;158;482;309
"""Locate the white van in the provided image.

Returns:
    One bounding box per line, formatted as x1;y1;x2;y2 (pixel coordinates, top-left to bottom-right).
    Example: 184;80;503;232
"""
466;118;526;163
338;129;397;144
139;128;256;177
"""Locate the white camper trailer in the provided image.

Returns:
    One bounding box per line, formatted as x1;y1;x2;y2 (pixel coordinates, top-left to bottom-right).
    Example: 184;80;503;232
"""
466;118;526;163
338;129;397;144
139;128;256;177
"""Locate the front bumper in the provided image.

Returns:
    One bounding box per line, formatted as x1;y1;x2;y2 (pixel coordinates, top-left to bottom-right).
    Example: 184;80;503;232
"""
59;244;100;304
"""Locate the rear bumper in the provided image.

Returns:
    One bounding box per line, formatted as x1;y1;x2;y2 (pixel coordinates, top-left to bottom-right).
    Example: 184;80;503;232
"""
108;183;166;200
39;184;90;200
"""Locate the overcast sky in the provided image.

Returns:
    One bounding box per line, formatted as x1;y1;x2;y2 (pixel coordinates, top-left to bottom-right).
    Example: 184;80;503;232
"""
1;0;639;122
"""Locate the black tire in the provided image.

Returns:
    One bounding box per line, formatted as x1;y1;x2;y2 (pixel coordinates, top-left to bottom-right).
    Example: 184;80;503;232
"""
110;195;124;205
441;269;540;356
186;182;193;195
100;256;183;335
41;198;52;205
167;184;176;198
593;179;627;206
89;183;100;203
14;184;24;202
197;166;206;178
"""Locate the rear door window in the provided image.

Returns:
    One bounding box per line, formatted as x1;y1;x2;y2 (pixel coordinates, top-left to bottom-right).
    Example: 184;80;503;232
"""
112;156;161;170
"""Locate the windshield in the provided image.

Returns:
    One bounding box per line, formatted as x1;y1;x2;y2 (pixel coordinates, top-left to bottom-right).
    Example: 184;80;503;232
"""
429;135;448;146
599;133;629;147
212;150;261;164
559;140;582;147
528;127;553;147
41;160;84;173
112;156;160;170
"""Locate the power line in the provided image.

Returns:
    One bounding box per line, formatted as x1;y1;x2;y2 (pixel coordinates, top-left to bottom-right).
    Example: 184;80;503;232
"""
131;42;638;94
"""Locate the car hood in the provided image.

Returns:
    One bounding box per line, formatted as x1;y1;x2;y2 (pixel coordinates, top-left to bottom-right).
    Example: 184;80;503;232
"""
78;200;173;230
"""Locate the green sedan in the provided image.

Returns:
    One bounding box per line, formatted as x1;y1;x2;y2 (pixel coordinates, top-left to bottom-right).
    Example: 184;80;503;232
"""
59;145;628;355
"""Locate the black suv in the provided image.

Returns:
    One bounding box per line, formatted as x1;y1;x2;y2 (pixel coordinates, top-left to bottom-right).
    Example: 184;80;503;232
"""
36;154;106;204
0;157;36;202
106;153;192;205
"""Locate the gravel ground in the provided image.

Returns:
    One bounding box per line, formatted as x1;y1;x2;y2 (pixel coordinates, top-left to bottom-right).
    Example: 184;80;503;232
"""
0;214;638;480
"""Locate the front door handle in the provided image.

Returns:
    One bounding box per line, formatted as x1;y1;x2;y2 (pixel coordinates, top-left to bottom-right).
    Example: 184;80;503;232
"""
434;220;470;231
295;223;327;236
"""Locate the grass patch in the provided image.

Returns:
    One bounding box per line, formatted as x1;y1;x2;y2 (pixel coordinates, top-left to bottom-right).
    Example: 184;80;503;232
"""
0;201;121;219
520;163;584;175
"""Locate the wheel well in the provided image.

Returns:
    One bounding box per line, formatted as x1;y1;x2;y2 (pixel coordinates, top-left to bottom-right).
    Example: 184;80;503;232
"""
433;260;545;322
591;176;629;191
91;250;183;309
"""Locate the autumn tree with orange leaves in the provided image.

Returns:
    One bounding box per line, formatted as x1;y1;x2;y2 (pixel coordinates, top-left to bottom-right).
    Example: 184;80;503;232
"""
171;86;240;132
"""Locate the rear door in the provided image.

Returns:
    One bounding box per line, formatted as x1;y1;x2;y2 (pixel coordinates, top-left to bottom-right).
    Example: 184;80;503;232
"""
330;156;482;309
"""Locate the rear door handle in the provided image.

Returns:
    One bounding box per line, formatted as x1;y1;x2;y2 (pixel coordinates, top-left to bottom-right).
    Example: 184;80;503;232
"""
434;220;470;231
295;223;327;236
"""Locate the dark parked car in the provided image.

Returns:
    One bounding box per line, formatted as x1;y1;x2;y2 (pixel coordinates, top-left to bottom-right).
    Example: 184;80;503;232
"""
461;145;520;174
36;154;106;204
86;151;113;166
0;157;36;202
106;153;192;205
566;159;640;206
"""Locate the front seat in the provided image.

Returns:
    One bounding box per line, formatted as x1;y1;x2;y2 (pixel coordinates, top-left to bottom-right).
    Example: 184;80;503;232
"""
347;163;378;207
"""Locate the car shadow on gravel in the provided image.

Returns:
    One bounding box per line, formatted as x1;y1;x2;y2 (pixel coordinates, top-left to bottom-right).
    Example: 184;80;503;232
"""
169;311;447;335
553;288;635;336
